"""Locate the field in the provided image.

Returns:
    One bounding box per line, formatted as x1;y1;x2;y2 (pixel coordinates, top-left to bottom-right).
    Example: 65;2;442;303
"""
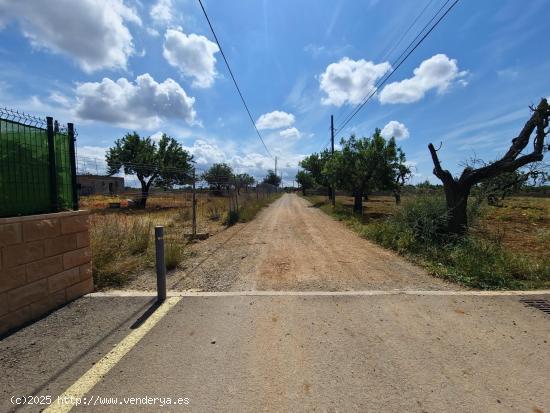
305;193;550;289
86;191;280;289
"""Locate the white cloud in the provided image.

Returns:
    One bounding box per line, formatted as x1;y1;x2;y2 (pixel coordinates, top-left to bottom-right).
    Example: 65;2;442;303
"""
183;139;226;165
75;73;196;129
381;120;409;140
147;27;160;37
150;131;164;143
0;0;141;73
256;111;295;130
77;146;109;160
319;57;391;106
163;29;219;88
379;54;467;104
150;0;173;26
279;127;301;139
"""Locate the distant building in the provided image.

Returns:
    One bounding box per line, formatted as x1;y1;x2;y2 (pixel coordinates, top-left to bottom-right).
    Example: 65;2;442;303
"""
77;175;124;196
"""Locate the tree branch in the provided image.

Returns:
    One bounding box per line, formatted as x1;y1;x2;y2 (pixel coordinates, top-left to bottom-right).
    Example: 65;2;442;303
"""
428;142;455;185
460;98;549;186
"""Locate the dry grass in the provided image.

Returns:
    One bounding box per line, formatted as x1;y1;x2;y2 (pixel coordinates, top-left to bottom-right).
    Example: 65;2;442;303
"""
86;191;279;289
478;196;550;258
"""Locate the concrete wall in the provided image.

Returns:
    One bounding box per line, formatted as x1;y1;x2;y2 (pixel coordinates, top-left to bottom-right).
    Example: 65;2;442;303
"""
0;210;92;336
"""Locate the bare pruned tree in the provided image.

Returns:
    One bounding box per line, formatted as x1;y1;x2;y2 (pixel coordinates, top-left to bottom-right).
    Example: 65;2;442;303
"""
428;98;550;234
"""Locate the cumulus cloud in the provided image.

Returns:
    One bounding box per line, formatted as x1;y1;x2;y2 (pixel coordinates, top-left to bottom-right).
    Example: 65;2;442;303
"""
0;0;141;73
150;0;173;26
379;54;467;104
182;139;226;165
75;73;196;129
279;127;301;139
381;120;410;140
256;111;295;130
163;29;219;88
319;57;391;106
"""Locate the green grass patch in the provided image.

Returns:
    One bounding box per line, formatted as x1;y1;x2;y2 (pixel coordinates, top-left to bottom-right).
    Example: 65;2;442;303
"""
306;195;550;290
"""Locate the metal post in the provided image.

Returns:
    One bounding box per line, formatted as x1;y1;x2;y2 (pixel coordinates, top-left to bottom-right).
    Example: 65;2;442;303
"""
46;117;58;212
155;226;166;302
330;114;336;207
233;176;239;213
192;169;197;238
67;123;79;211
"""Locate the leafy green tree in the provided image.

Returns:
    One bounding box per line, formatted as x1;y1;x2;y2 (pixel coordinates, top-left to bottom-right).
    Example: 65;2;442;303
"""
106;132;193;207
392;148;411;204
295;170;315;196
202;163;233;191
235;173;255;194
300;149;333;198
325;129;403;214
263;170;281;187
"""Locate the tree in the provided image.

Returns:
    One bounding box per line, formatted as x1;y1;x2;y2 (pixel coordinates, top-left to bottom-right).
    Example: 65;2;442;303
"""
428;98;550;234
263;170;281;187
202;163;233;191
392;148;412;204
106;132;193;208
295;170;315;196
234;173;255;194
300;149;333;198
325;130;403;214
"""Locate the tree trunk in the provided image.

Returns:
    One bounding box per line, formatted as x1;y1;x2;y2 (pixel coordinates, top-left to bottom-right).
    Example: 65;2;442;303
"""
302;187;307;196
327;186;332;200
139;185;149;208
393;190;401;205
442;184;469;235
353;189;363;214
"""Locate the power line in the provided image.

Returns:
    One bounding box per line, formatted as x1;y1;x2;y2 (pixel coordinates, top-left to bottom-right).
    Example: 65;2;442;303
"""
197;0;273;159
334;0;454;135
334;0;459;138
379;0;437;63
330;0;437;129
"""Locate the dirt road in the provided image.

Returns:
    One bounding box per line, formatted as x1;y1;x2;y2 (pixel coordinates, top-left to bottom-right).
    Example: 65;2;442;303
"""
129;193;453;291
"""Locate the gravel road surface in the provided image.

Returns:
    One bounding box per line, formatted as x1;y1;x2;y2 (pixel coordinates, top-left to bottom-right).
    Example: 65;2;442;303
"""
128;193;454;291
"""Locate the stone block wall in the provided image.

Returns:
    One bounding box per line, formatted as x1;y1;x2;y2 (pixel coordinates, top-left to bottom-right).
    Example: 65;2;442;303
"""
0;210;92;336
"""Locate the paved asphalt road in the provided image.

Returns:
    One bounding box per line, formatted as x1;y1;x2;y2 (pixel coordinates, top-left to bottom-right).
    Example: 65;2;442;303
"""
1;292;550;412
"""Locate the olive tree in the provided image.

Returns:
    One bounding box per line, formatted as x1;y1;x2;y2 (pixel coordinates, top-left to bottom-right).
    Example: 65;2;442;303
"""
428;98;549;234
106;133;193;207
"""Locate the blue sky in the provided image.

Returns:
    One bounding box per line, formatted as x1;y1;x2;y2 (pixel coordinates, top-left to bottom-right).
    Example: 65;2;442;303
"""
0;0;549;185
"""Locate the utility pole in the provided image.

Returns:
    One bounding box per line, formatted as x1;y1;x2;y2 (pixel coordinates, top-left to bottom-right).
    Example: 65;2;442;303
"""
192;168;197;238
330;114;336;207
274;156;277;176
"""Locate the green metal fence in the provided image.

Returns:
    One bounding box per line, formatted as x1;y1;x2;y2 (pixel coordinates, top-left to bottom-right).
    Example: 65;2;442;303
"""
0;108;78;218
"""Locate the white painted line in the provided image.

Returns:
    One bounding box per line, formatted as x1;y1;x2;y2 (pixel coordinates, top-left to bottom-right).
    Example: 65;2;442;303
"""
43;297;182;413
88;289;550;297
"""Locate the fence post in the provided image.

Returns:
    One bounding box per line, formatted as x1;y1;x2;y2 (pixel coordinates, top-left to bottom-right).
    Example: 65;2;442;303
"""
46;117;58;212
234;177;239;213
155;226;166;302
192;168;197;238
67;123;79;211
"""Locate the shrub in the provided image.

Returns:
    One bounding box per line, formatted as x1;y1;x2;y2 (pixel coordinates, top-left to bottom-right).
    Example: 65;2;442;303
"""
165;238;185;270
127;219;151;255
224;210;240;226
207;205;222;221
